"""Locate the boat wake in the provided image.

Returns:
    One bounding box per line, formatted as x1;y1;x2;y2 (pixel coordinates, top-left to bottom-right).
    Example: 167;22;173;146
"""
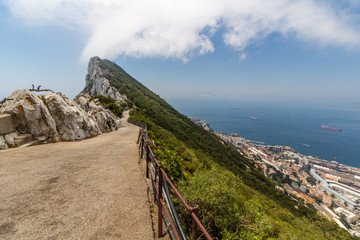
299;143;311;147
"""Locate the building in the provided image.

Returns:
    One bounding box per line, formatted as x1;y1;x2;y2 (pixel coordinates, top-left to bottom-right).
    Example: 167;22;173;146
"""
334;207;359;223
322;194;332;206
300;185;307;193
311;169;358;209
300;157;309;166
269;145;283;153
325;174;339;182
292;182;300;190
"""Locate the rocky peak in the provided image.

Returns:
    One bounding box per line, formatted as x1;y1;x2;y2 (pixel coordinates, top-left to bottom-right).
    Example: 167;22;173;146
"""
84;56;127;103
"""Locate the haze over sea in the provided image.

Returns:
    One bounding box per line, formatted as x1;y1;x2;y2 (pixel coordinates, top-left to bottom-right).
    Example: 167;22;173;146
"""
168;99;360;168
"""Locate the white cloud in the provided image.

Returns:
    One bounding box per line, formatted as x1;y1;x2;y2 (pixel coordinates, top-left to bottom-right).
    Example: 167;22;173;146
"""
3;0;360;61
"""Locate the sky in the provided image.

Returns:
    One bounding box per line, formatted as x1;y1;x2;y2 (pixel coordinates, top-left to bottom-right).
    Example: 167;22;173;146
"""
1;0;360;104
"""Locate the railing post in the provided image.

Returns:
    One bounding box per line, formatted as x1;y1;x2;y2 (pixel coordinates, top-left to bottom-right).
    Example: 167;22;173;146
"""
190;211;198;240
139;138;144;160
146;145;150;179
139;135;142;149
137;129;141;144
158;166;163;238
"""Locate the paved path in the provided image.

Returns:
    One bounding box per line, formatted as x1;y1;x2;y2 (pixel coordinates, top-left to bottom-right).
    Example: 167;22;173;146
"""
0;111;153;240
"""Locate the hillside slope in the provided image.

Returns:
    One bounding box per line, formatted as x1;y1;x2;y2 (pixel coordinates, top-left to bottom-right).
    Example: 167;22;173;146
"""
85;57;354;239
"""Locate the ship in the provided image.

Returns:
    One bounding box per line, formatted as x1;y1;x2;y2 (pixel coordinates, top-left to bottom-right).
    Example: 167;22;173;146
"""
321;125;342;131
250;116;258;121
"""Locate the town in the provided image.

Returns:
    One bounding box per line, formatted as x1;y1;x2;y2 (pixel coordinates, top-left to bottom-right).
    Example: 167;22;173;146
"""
190;117;360;236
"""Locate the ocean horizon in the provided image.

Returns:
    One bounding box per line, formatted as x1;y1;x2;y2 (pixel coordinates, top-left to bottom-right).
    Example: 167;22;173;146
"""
167;98;360;168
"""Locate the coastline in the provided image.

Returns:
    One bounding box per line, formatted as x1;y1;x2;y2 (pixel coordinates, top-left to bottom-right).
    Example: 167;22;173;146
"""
169;98;360;168
190;116;360;235
190;116;360;174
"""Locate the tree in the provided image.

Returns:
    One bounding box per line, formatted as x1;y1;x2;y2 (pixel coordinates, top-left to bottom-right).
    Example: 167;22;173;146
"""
340;214;351;230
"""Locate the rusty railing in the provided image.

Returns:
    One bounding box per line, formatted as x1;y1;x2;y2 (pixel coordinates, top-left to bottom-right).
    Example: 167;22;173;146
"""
135;125;212;240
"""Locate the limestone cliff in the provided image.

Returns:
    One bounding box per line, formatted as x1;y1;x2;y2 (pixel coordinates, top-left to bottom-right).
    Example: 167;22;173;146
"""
84;56;127;103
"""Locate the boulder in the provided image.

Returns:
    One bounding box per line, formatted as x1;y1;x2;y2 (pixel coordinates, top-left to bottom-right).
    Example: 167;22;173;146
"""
0;114;16;135
4;131;18;146
93;111;117;133
14;133;33;146
0;89;59;141
0;135;8;150
43;93;101;141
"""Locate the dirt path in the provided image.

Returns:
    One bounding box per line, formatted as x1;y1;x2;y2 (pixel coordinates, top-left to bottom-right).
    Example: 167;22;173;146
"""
0;111;154;240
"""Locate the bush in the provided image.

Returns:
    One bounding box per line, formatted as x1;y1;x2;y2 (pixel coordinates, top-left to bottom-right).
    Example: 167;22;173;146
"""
105;102;123;117
93;95;123;117
153;143;185;181
178;169;275;239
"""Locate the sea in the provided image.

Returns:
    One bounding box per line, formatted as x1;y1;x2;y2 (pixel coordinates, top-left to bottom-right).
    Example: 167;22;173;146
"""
167;99;360;168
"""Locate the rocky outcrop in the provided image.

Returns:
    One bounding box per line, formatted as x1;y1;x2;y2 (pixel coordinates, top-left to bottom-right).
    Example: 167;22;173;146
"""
84;57;127;103
0;57;129;150
43;93;101;141
75;92;122;132
0;89;123;149
0;89;59;141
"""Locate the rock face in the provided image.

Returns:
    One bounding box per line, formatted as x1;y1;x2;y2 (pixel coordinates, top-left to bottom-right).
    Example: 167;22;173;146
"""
43;93;101;141
84;57;127;103
75;92;122;133
0;89;123;148
0;89;59;141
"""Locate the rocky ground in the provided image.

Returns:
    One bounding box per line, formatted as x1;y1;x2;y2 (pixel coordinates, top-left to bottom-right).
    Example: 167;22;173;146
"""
0;111;153;239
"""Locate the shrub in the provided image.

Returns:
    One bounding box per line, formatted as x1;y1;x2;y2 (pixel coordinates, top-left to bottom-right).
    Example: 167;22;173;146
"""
93;95;123;117
105;102;123;117
177;169;274;239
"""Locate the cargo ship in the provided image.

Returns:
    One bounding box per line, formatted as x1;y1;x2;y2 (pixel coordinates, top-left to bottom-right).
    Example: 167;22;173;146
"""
321;125;342;131
250;116;258;121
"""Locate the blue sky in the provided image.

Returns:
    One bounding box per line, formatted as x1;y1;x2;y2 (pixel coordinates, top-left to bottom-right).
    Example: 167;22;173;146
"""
1;0;360;104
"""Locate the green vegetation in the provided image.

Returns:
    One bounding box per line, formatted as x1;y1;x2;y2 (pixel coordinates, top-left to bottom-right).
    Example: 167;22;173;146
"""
312;195;323;204
307;176;317;186
305;168;317;186
270;169;284;185
177;169;276;239
93;95;123;117
340;213;352;230
95;58;353;239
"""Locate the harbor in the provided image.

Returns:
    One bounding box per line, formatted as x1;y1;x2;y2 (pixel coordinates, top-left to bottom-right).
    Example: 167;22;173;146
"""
190;116;360;236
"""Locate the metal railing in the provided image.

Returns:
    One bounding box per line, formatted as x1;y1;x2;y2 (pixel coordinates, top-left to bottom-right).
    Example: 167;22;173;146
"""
134;124;212;240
